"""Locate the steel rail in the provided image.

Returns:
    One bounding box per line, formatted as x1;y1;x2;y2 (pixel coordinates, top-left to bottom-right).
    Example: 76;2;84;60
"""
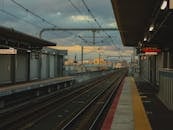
0;72;114;130
60;71;126;130
89;74;125;129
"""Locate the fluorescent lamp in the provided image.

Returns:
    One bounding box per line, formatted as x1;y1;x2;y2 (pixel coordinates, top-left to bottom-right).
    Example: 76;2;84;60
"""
9;47;14;50
144;37;147;41
149;25;154;31
161;0;167;10
27;50;31;53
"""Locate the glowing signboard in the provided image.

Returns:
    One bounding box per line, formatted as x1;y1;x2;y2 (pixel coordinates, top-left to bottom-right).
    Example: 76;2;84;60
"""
145;52;158;55
0;49;17;54
141;48;161;53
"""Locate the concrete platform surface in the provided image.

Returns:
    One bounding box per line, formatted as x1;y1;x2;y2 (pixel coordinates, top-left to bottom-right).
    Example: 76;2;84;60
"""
102;77;152;130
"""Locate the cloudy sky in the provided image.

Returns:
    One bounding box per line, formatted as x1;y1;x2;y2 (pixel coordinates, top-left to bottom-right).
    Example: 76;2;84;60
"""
0;0;134;61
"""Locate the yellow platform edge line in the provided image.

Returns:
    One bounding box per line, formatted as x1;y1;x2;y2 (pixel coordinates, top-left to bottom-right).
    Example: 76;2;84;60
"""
131;77;152;130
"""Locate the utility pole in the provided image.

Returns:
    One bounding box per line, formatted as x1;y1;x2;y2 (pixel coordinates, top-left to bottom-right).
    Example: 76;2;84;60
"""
74;54;77;64
99;53;101;65
81;46;84;65
92;30;96;45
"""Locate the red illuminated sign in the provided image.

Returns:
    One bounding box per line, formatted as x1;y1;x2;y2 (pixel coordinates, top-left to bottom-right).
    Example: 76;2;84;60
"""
142;48;161;53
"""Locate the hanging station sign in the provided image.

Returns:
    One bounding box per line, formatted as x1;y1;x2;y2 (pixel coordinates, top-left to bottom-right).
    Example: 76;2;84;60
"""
0;49;17;54
140;47;161;56
141;47;161;53
144;52;158;55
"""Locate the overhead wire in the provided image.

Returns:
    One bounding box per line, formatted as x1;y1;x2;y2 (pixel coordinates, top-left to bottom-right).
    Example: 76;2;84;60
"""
0;7;75;43
10;0;57;27
68;0;94;27
1;0;123;62
10;0;89;44
0;8;42;29
68;0;94;46
7;0;117;48
81;0;117;48
81;0;106;44
81;0;102;28
68;0;113;46
68;0;83;15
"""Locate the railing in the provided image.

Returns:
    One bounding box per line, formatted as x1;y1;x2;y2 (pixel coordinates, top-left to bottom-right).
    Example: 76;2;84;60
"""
158;68;173;110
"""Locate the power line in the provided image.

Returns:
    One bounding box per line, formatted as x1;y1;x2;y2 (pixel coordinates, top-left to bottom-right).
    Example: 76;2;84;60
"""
68;0;94;27
68;0;83;14
68;0;116;47
10;0;57;27
10;0;89;44
0;9;42;29
81;0;102;28
81;0;116;46
10;0;114;47
68;0;115;46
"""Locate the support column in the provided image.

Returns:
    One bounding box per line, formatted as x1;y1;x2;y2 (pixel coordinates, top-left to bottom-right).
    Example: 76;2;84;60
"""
39;52;42;80
167;51;170;68
11;54;16;84
81;46;83;65
163;49;168;68
27;52;30;81
92;30;96;45
169;49;173;68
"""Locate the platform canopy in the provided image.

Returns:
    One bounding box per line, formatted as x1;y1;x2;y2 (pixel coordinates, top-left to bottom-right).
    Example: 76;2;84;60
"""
0;26;56;50
111;0;173;48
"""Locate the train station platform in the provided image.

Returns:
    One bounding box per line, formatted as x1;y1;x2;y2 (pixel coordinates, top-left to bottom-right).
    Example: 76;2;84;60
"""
101;77;152;130
0;76;75;97
136;78;173;130
102;76;173;130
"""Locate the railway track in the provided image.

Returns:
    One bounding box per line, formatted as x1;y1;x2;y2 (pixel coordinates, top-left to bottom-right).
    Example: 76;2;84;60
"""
0;69;127;130
60;70;125;130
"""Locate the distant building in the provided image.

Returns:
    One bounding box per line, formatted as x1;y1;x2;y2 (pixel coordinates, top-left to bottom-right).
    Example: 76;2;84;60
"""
92;58;106;65
113;60;128;69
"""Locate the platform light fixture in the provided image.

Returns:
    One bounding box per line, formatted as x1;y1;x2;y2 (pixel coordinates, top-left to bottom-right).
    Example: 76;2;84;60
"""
9;47;14;50
144;37;147;42
161;0;168;10
139;42;143;47
149;25;154;32
27;50;31;53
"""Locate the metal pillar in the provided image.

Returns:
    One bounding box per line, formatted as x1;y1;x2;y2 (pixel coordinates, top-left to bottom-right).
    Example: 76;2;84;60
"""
92;30;96;45
11;54;16;83
39;28;118;45
81;46;84;65
99;53;101;65
168;51;170;68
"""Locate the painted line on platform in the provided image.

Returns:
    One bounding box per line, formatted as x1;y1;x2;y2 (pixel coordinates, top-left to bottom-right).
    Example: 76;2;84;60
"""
131;78;152;130
101;78;125;130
